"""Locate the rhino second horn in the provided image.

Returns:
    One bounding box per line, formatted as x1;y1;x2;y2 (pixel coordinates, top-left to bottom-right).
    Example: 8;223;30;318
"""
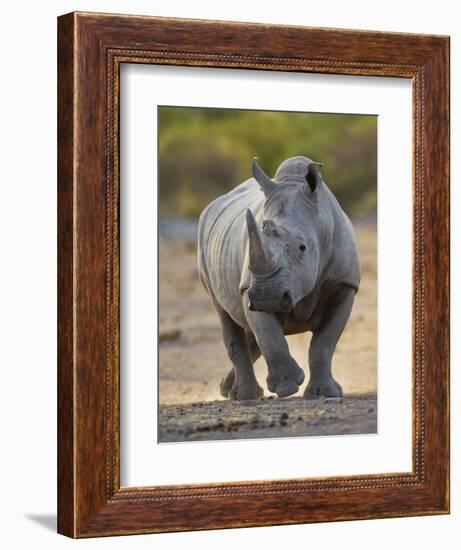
252;159;277;197
246;209;276;275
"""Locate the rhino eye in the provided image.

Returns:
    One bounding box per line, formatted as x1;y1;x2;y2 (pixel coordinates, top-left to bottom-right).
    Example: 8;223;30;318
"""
299;244;306;252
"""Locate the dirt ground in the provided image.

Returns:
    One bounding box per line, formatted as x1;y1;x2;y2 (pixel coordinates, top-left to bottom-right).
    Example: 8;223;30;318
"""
158;224;377;443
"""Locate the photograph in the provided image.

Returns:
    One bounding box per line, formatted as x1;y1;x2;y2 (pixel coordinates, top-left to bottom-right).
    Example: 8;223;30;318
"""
157;106;378;443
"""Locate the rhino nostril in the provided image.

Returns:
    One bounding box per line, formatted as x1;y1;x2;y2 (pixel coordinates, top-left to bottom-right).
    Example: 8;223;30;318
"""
282;290;292;305
281;291;293;312
248;302;256;311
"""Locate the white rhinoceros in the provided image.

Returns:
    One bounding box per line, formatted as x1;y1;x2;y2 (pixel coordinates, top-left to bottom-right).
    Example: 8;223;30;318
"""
197;156;360;400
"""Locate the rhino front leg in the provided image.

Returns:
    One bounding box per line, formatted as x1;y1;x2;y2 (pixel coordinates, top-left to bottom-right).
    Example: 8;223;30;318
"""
216;306;263;401
304;285;355;399
244;299;304;398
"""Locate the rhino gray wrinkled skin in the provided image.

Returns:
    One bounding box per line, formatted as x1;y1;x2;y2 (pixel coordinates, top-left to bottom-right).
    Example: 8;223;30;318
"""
198;156;360;401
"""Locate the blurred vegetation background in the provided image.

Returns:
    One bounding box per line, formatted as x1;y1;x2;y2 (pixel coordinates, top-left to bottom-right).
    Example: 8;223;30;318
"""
158;106;377;222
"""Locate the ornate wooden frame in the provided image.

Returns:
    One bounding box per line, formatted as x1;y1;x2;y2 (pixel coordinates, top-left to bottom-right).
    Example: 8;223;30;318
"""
57;12;450;538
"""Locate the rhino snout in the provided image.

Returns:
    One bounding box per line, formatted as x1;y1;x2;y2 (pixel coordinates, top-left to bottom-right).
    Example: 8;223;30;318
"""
248;287;293;314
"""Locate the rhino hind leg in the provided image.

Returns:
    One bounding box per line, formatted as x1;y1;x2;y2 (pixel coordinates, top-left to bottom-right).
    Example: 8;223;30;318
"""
219;369;235;398
220;332;262;398
304;286;355;399
215;306;263;401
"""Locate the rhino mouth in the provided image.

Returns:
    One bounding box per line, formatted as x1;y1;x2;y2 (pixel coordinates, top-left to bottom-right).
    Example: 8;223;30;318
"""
247;287;294;314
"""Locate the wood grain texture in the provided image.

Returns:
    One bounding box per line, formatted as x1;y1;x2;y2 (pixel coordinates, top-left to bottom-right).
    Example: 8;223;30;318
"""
57;12;75;538
57;11;450;538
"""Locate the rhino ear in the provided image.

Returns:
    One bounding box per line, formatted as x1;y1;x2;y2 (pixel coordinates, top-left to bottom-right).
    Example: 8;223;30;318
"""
305;162;323;193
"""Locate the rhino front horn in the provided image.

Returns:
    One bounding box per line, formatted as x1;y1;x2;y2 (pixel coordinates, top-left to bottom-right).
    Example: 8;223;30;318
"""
246;209;276;275
252;159;277;197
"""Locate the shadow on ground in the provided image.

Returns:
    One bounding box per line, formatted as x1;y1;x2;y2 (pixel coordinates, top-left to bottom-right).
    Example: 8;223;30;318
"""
25;514;57;532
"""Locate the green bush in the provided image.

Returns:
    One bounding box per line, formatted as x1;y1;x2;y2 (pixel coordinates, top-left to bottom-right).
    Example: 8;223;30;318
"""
158;107;376;220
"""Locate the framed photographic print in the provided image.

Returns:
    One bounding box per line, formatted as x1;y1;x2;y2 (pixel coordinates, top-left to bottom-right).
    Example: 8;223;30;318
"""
57;12;450;537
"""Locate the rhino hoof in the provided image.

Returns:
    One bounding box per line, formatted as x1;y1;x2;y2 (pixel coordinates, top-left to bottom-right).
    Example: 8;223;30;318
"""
229;381;264;401
267;362;305;398
303;378;343;399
